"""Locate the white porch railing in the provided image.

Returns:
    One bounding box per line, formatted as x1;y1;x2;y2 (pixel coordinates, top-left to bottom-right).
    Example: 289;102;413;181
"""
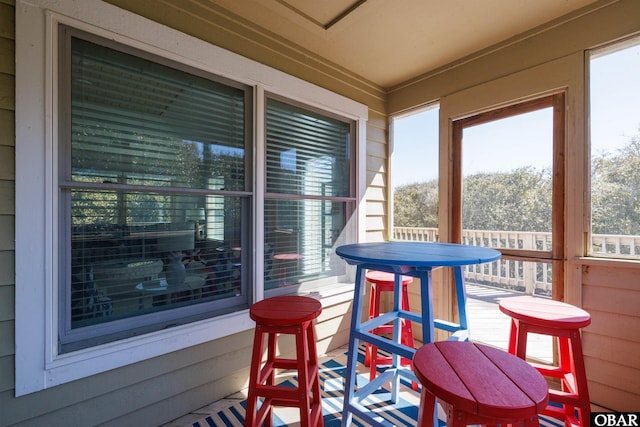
591;234;640;257
393;226;640;296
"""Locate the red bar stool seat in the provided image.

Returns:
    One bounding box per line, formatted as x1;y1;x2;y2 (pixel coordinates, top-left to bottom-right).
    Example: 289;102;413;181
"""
364;271;416;389
499;296;591;426
245;296;324;427
413;341;549;426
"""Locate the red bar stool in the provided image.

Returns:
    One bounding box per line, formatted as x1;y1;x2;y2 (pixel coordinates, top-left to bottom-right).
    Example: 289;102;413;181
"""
364;270;417;389
413;341;549;426
245;295;324;427
499;296;591;427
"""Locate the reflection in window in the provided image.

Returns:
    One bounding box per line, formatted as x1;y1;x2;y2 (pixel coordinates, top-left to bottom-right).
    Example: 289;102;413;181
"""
265;98;355;292
60;28;251;351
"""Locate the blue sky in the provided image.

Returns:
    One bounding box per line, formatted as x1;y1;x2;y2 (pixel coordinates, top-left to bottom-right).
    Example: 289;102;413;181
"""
392;40;640;189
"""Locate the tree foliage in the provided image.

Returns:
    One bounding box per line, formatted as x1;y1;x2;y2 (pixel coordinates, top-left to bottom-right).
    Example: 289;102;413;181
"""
394;129;640;236
393;181;438;227
591;133;640;235
463;167;551;232
393;167;552;231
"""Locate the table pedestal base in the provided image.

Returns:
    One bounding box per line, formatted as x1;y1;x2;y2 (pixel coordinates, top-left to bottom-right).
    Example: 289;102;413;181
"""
341;266;470;427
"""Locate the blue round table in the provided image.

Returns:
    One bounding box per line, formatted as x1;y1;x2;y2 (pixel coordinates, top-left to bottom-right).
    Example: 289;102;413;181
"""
335;241;501;427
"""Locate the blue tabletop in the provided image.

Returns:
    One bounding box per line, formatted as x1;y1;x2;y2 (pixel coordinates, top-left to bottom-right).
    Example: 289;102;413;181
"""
336;241;500;268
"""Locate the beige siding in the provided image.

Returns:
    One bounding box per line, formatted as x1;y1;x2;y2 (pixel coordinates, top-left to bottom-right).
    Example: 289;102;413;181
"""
581;263;640;411
0;0;14;421
0;250;13;285
365;111;388;241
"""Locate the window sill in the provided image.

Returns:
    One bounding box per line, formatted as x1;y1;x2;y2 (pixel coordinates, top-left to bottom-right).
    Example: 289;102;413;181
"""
43;305;255;392
575;256;640;268
38;281;357;394
306;281;356;307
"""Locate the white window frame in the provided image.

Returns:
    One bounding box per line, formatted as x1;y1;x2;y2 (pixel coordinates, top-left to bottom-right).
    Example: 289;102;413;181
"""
15;0;367;396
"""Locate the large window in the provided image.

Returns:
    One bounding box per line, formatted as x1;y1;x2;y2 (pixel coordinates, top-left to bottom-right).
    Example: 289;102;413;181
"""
589;37;640;259
58;27;253;351
58;29;359;350
14;0;366;395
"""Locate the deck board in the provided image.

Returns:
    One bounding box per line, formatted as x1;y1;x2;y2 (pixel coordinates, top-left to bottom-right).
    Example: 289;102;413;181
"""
465;283;553;363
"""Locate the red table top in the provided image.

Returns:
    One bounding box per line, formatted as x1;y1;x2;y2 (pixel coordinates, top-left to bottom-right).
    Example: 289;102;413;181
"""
250;295;321;326
499;296;591;329
413;341;549;420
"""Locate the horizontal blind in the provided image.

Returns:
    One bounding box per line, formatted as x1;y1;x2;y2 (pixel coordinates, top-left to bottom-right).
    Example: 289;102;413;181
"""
62;32;250;350
265;99;351;197
264;99;352;290
70;36;246;191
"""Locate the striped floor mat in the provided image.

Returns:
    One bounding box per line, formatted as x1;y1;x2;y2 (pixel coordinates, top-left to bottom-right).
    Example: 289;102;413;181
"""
190;347;565;427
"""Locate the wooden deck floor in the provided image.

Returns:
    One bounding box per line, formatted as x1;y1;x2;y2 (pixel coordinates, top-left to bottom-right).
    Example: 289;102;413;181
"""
465;283;553;363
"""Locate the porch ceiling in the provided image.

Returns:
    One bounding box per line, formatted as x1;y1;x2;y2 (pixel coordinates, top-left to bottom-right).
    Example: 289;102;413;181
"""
197;0;601;88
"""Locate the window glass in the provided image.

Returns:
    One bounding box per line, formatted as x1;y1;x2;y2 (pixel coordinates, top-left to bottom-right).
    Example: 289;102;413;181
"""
264;98;354;292
462;108;553;250
391;105;440;242
455;100;559;363
69;37;246;190
589;38;640;259
60;29;251;351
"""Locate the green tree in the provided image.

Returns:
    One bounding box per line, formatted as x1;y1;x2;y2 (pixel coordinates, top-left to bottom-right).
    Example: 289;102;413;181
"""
591;131;640;235
392;129;640;238
393;181;438;227
393;167;552;232
463;166;552;232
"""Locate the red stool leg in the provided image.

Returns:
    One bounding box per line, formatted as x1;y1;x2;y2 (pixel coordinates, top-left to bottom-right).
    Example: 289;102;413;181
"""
524;417;542;427
365;282;390;381
515;320;529;360
556;335;574;423
399;283;418;390
267;332;277;386
400;283;414;348
569;333;591;425
417;389;437;427
245;325;266;427
369;342;379;382
507;318;518;355
364;282;380;367
368;282;382;380
306;320;324;427
547;333;590;426
264;331;277;427
296;322;312;427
